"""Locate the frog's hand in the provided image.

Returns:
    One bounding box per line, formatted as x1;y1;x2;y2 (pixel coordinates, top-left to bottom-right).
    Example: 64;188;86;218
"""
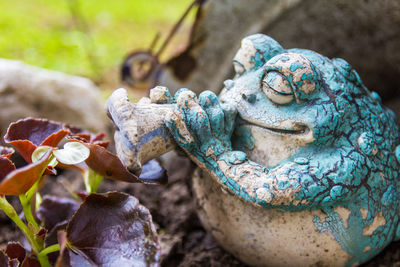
215;149;360;209
165;89;237;170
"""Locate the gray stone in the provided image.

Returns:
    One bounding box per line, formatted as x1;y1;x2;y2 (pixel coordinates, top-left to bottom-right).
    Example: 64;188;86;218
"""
266;0;400;101
159;0;302;94
160;0;400;102
0;59;108;139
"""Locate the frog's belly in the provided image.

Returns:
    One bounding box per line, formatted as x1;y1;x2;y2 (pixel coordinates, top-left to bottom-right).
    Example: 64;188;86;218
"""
192;169;352;267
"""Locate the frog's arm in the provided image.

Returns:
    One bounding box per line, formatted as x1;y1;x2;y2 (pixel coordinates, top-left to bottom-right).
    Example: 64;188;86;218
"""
216;149;363;209
165;89;361;209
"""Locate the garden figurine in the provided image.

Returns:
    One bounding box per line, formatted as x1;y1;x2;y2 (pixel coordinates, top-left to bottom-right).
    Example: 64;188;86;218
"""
107;34;400;267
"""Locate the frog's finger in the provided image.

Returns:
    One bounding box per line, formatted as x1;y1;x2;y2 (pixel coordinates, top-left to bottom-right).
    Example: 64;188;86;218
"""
199;91;225;136
175;89;212;144
149;86;174;104
165;110;195;149
222;102;237;136
174;88;191;103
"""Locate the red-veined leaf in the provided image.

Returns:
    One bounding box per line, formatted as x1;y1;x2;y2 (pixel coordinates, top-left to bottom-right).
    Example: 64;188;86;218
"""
92;140;109;149
69;133;91;143
37;195;79;232
0;157;16;181
64;192;160;267
0;149;52;195
41;129;69;147
81;143;141;183
4;118;64;146
4;118;69;164
80;142;167;184
6;140;37;163
0;146;14;159
9;259;19;267
5;242;26;263
91;132;106;143
0;250;10;267
20;256;40;267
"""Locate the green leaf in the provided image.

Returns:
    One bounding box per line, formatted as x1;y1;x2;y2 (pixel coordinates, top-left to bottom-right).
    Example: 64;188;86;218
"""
53;142;90;165
83;169;103;194
31;146;52;163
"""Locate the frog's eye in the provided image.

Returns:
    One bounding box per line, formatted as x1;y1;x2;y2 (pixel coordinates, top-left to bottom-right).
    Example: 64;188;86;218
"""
233;60;246;75
262;71;294;104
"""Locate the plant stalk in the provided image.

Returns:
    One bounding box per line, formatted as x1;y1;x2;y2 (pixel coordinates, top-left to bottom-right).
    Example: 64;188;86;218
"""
38;243;61;256
0;197;51;266
19;194;40;232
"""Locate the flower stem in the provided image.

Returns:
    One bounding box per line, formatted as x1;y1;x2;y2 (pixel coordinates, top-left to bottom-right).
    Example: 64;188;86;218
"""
19;194;40;232
0;197;52;266
37;253;51;267
0;197;31;240
38;244;60;256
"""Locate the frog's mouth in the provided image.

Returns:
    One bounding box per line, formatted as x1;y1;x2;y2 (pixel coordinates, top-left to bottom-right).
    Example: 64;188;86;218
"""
239;116;311;136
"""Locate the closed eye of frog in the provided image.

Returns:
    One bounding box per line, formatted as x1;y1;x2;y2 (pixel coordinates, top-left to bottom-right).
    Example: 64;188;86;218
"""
107;34;400;267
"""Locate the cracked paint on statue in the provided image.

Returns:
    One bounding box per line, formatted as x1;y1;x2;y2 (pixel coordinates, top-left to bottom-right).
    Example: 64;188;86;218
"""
162;34;400;266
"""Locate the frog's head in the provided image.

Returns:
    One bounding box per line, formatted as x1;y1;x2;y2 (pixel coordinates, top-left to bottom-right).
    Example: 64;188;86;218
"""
219;34;387;166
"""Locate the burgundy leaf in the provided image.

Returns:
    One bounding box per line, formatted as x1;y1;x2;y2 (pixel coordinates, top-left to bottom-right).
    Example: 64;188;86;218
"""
4;118;70;164
63;124;87;136
20;257;40;267
55;231;68;267
0;146;14;159
0;149;52;195
41;129;69;147
5;242;26;263
37;196;79;231
75;192;89;201
55;231;94;267
66;192;160;266
69;134;91;143
9;258;19;267
45;222;68;249
92;141;109;149
91;132;106;143
0;157;16;181
6;140;37;164
37;228;47;240
4;118;64;146
0;250;10;267
44;222;70;265
81;143;141;183
68;135;109;149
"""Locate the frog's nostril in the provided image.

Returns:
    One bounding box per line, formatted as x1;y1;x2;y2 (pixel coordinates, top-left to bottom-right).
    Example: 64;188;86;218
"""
242;93;256;103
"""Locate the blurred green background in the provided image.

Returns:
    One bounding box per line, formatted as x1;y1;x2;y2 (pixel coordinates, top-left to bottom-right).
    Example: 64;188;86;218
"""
0;0;193;84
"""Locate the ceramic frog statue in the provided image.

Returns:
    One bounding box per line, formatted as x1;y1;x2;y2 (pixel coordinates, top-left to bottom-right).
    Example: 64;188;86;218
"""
107;34;400;267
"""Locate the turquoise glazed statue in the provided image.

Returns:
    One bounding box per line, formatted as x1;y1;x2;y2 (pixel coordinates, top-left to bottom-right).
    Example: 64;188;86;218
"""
106;34;400;267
